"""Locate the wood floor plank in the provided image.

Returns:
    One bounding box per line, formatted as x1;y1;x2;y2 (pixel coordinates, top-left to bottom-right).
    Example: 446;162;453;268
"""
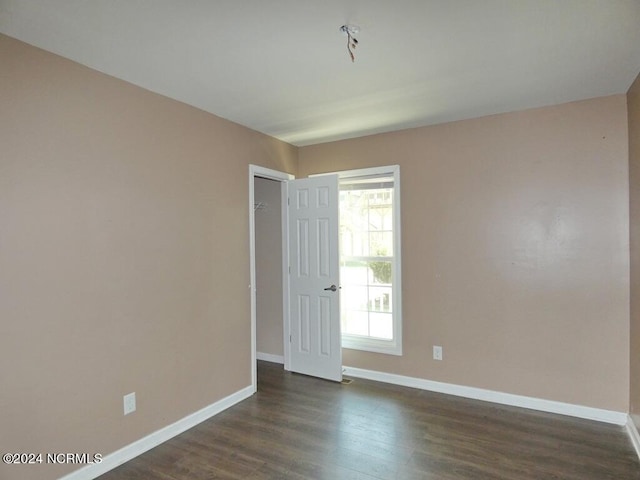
98;361;640;479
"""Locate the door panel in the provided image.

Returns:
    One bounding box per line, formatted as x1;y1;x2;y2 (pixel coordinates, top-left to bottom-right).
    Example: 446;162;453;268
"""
298;295;310;353
288;176;342;382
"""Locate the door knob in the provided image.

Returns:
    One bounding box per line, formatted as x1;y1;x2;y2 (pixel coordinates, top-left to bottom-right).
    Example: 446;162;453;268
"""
324;284;338;292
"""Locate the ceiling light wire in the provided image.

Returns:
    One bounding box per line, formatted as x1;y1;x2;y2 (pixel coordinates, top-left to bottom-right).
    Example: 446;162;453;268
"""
340;25;360;63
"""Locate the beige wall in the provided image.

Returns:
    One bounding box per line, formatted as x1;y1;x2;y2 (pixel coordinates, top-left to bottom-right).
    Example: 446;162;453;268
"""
255;177;284;357
0;34;296;480
300;95;630;412
630;71;640;426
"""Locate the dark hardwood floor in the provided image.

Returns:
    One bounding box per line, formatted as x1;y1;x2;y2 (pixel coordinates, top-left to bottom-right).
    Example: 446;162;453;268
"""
98;361;640;479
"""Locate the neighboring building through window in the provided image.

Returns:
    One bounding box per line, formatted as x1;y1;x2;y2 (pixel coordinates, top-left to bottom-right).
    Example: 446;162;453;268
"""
337;165;402;355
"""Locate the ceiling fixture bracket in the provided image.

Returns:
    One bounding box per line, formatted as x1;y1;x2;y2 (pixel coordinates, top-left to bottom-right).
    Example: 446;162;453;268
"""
340;24;360;63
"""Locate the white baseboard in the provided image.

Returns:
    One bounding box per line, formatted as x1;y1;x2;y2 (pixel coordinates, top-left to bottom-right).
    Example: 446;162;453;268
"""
627;416;640;459
342;366;627;426
257;352;284;364
58;385;254;480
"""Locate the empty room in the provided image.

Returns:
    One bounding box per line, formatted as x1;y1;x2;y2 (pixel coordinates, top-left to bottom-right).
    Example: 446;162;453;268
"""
2;1;640;479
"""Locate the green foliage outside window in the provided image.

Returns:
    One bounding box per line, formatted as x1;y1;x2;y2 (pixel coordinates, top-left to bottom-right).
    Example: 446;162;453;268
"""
369;249;392;284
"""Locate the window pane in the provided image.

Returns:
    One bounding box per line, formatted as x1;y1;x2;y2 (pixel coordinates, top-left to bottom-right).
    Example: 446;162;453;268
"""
369;313;393;339
341;285;368;311
368;286;392;312
367;260;392;285
340;260;368;282
342;310;369;336
369;232;393;256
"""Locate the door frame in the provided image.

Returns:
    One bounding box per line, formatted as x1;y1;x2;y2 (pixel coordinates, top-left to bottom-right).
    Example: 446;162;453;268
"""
249;165;293;392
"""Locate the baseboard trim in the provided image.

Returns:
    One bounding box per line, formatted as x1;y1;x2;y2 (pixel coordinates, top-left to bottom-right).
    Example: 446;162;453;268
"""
627;416;640;459
256;352;284;364
59;385;254;480
342;366;627;426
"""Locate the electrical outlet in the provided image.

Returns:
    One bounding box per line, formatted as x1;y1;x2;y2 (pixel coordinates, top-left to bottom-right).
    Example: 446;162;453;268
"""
433;345;443;361
123;392;136;415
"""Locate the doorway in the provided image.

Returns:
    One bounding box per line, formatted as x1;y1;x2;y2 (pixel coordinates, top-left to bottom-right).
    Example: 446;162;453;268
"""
249;165;292;391
249;165;343;389
254;176;285;363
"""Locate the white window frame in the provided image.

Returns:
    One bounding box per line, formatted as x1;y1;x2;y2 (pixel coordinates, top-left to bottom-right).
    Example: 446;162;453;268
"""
314;165;402;356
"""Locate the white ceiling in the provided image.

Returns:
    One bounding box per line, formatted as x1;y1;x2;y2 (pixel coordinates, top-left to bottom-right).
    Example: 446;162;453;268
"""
2;1;640;146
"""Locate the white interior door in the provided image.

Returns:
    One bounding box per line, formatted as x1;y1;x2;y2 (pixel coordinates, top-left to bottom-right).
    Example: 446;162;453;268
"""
288;175;342;382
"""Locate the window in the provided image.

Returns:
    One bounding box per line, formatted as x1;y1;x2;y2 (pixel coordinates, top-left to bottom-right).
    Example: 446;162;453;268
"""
337;165;402;355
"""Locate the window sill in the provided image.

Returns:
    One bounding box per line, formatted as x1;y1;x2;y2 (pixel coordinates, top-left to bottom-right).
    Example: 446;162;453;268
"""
342;335;402;356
